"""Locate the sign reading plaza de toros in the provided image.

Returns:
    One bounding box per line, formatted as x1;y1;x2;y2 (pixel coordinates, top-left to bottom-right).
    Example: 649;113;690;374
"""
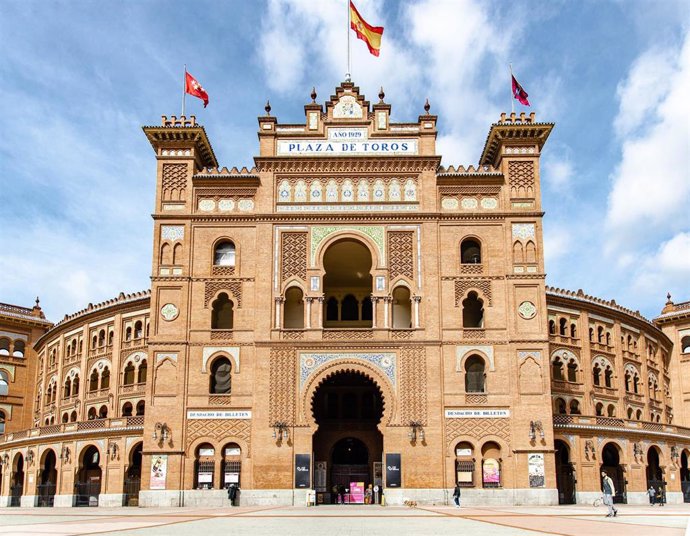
277;127;418;156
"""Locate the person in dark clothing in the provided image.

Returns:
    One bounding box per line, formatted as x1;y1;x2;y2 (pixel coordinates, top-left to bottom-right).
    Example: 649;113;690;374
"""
338;484;346;504
452;482;461;508
227;483;239;506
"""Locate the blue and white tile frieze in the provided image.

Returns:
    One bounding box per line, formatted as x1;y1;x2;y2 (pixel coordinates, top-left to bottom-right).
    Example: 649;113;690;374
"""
300;352;396;388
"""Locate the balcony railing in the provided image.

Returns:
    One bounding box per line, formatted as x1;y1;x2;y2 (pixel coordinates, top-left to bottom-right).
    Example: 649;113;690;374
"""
86;388;110;400
120;382;146;394
0;415;144;445
553;413;690;438
551;380;584;394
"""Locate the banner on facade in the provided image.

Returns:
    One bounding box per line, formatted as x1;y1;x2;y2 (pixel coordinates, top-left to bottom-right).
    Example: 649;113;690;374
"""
482;458;500;485
528;453;545;488
445;409;510;419
295;454;311;488
150;455;167;490
385;453;401;488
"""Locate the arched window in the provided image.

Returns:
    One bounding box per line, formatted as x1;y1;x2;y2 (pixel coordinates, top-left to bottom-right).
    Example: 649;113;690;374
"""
460;239;481;264
548;320;556;335
13;341;25;357
212;293;234;330
597;326;604;343
392;286;412;329
481;442;501;488
100;367;110;390
605;332;611;346
559;318;567;336
569;400;580;414
62;413;69;423
552;358;564;381
98;330;106;347
98;405;108;419
465;355;486;393
137;360;147;384
72;376;80;396
172;243;182;265
636;409;642;420
91;335;97;349
63;378;71;399
361;296;373;321
123;363;135;385
283;287;304;329
462;292;484;328
87;407;97;420
210;357;232;394
326;297;339;321
570;324;577;338
160;243;171;265
121;402;133;417
595;402;604;416
0;410;5;434
625;371;631;392
566;360;578;382
214;241;236;266
627;407;633;419
556;398;567;414
0;370;8;396
607;404;616;417
136;400;145;416
134;321;143;339
341;294;359;321
89;370;99;392
682;336;690;354
70;411;77;422
593;365;601;386
633;374;639;394
589;328;594;342
195;444;215;489
0;338;9;356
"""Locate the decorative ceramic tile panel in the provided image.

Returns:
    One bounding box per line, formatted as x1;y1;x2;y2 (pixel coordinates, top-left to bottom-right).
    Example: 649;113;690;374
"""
300;352;397;387
512;223;535;241
310;225;385;265
161;226;184;242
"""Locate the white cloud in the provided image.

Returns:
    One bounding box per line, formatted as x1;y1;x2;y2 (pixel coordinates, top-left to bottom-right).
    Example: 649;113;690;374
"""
657;232;690;276
542;146;575;190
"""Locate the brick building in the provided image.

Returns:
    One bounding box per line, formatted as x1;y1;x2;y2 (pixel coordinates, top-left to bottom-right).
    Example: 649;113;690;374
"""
1;82;688;507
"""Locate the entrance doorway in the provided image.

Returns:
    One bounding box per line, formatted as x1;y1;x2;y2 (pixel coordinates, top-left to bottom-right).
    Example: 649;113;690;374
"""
554;440;576;504
74;445;102;507
312;371;383;504
37;449;57;507
10;453;24;507
681;450;690;503
646;446;665;503
601;442;626;504
123;442;142;506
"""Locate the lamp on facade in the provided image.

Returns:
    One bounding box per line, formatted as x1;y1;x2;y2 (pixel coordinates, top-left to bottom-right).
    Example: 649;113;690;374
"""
272;421;289;441
528;420;544;441
408;421;425;442
152;422;171;446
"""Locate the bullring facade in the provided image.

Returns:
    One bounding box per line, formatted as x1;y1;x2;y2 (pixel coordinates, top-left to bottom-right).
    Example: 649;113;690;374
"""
1;82;689;507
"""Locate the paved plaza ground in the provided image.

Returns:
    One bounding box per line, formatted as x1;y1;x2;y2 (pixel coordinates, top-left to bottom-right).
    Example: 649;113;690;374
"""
1;504;689;536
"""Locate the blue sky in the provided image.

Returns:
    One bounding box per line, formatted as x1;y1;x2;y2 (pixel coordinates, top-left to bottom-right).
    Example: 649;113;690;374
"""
0;0;688;322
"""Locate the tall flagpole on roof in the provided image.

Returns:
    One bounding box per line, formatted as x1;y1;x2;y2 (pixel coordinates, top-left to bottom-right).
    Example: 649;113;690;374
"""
509;63;515;114
346;0;351;82
182;64;187;117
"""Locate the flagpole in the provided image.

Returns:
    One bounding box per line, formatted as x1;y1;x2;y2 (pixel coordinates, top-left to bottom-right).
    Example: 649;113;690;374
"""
346;0;351;82
182;64;187;117
508;63;515;114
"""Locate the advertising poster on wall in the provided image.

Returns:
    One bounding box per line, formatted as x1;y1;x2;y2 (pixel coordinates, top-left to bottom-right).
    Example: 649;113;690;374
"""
385;453;401;487
349;481;364;503
482;458;500;485
150;455;167;490
528;453;545;488
295;454;311;488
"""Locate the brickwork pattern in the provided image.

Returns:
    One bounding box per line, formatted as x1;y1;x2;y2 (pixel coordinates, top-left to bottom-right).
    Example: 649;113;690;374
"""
388;232;414;281
269;348;296;426
204;281;243;307
446;417;511;446
508;161;534;198
399;347;427;425
186;418;251;455
281;232;307;283
454;279;492;306
162;163;187;201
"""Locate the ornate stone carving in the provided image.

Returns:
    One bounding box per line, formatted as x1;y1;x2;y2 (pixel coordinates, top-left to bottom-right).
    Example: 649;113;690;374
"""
446;418;510;446
300;352;396;387
400;347;427;425
281;232;307;283
186;419;251;455
161;163;187;202
454;279;492;306
269;348;296;427
388;231;414;281
508;160;534;198
204;280;243;307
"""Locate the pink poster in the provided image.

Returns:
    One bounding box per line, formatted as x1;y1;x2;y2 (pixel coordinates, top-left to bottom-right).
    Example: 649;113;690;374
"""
349;481;365;504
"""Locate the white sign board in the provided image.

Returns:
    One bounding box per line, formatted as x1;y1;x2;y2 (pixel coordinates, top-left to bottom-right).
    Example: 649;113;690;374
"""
277;128;418;156
187;410;252;420
445;409;510;419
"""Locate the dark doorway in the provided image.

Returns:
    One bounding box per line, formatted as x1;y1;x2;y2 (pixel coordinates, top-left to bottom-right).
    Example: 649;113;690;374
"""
646;447;665;503
74;446;102;507
37;450;57;507
10;454;24;507
681;451;690;503
312;371;384;504
601;443;626;504
123;443;142;506
554;440;576;504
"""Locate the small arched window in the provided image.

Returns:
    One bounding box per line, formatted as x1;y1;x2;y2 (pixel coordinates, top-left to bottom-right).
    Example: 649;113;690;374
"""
556;398;567;414
283;287;305;329
595;402;604;416
70;411;77;422
625;372;631;392
569;400;580;415
122;402;133;417
98;405;108;419
392;286;412;329
462;292;484;328
566;360;577;382
636;409;642;420
633;374;639;394
552;358;564;381
589;328;594;342
341;294;359;321
0;370;9;396
63;378;71;399
548;320;556;335
89;370;99;391
559;318;567;336
604;367;613;388
597;326;604;343
593;365;601;386
138;360;147;384
0;410;5;434
13;340;25;357
326;297;339;321
210;357;232;394
465;355;486;393
72;376;80;396
62;413;69;423
214;241;236;266
607;404;616;417
98;330;106;347
123;363;135;385
682;336;690;354
134;321;143;339
88;407;97;420
460;239;481;264
0;338;9;356
212;293;234;330
101;367;110;390
136;400;145;416
570;324;577;338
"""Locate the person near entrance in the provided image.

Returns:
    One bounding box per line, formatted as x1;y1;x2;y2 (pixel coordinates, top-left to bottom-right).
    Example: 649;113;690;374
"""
365;484;373;504
657;486;665;506
452;482;461;508
648;485;656;505
601;471;618;517
331;485;339;504
338;484;346;504
227;482;239;506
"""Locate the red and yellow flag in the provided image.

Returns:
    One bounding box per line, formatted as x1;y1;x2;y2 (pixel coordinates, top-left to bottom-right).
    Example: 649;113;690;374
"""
350;1;384;57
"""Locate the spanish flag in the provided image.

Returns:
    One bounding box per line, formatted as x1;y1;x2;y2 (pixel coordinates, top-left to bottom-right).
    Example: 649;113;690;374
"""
350;1;384;57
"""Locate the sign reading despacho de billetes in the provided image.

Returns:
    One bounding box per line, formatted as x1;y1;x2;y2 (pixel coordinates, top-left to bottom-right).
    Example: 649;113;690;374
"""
187;410;252;419
277;127;418;156
445;409;510;418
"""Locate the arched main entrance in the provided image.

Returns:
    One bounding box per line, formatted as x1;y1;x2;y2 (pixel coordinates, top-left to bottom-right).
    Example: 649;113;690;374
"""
554;440;575;504
312;371;383;503
123;442;142;506
601;442;626;504
646;446;665;503
37;449;57;507
74;445;102;507
681;450;690;503
10;453;24;507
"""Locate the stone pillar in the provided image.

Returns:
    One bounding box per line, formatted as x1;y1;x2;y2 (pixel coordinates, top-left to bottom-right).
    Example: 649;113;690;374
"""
413;296;421;328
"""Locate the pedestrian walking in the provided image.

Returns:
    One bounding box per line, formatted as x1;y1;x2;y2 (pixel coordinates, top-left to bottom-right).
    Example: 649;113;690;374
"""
601;471;618;517
331;485;338;504
364;484;373;504
227;482;239;506
452;482;461;508
648;485;656;506
657;486;665;506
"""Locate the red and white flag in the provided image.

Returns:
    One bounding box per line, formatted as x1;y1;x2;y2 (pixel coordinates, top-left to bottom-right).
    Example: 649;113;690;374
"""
511;74;530;106
185;71;209;108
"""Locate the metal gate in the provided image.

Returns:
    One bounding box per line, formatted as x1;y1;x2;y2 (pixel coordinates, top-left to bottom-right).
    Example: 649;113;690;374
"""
9;485;22;507
681;480;690;503
123;477;141;506
36;482;56;507
74;481;100;507
556;463;576;505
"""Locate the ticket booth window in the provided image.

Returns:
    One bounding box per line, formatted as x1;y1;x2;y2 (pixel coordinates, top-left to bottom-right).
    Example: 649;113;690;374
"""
195;445;215;489
455;442;475;487
222;444;241;488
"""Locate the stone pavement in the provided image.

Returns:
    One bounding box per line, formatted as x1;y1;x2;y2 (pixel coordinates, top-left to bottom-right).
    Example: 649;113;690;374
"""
0;504;688;536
